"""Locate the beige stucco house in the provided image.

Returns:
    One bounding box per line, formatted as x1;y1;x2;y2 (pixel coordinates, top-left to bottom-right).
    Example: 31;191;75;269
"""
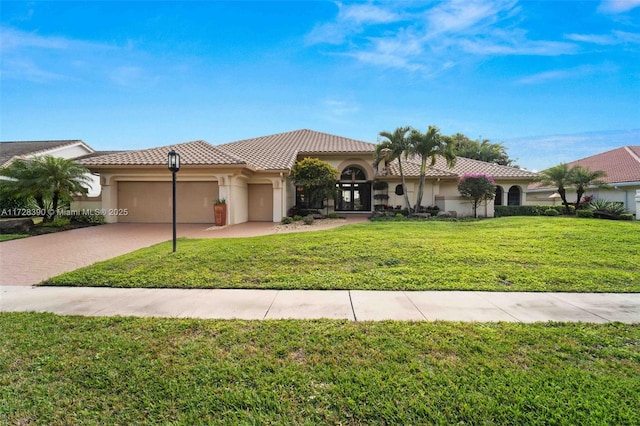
527;146;640;218
74;129;538;224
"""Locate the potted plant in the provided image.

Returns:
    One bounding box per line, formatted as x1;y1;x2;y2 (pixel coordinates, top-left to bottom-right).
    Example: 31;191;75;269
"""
213;198;226;226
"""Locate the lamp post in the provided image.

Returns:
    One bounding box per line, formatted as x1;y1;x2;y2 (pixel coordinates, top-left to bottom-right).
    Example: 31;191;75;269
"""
167;150;180;252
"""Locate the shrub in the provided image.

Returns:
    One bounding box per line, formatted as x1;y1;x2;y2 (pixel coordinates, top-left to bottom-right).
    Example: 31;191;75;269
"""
544;209;559;216
619;213;633;221
41;217;71;227
293;215;303;221
327;212;340;219
303;215;315;225
70;212;105;225
588;199;627;216
576;209;594;218
281;217;293;224
395;213;404;218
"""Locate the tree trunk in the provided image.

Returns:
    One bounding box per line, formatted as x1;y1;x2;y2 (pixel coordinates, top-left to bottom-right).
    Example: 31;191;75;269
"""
414;160;426;212
397;159;412;214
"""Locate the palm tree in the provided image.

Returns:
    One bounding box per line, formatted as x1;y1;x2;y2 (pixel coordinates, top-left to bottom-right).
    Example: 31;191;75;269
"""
374;126;413;212
570;166;608;205
408;125;456;211
0;156;92;221
534;163;572;213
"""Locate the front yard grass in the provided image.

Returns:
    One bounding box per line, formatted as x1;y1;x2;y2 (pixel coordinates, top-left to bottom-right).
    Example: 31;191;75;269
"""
0;234;28;242
44;217;640;292
1;313;638;425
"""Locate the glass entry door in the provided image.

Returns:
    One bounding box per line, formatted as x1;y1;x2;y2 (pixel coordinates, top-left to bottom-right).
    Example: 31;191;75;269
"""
336;182;371;211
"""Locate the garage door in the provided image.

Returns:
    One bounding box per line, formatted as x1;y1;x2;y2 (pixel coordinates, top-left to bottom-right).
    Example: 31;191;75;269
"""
118;181;218;223
248;184;273;221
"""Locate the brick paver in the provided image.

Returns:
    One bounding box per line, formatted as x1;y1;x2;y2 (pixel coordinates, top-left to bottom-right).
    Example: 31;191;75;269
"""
0;216;369;286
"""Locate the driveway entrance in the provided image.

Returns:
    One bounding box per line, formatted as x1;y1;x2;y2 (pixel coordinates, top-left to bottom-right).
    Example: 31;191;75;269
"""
0;216;369;286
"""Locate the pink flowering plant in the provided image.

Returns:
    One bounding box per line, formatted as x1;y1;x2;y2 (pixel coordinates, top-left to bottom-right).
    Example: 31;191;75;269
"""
457;173;497;218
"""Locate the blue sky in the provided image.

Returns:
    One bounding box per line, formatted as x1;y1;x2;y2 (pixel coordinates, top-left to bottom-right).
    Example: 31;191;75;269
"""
1;0;639;171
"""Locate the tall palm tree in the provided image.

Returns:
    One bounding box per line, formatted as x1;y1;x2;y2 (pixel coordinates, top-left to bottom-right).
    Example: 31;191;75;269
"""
570;166;608;205
0;156;92;221
375;126;413;212
409;125;456;211
534;163;572;213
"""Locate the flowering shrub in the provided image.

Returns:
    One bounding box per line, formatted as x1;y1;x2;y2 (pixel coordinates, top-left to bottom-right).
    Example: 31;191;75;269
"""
458;174;496;218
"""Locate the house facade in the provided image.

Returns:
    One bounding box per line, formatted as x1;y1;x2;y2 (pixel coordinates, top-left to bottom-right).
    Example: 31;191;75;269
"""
527;146;640;218
74;129;538;224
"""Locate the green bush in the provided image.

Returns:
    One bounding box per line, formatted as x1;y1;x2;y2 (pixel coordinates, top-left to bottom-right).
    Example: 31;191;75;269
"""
589;199;627;216
544;209;559;216
619;213;633;221
303;215;315;225
41;217;71;227
281;217;294;224
70;212;105;225
293;215;303;221
576;209;594;218
327;212;339;219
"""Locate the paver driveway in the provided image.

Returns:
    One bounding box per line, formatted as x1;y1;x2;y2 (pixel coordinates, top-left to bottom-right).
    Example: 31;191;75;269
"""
0;217;369;286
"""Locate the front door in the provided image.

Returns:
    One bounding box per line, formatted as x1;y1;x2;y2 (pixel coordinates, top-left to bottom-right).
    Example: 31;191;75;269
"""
336;182;371;211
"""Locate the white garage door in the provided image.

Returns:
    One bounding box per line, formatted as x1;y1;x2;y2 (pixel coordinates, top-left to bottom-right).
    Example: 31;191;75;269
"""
118;181;218;223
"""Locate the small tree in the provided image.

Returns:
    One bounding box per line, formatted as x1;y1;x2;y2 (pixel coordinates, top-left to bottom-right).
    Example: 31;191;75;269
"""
0;156;92;221
570;166;608;205
290;157;339;215
457;173;496;218
534;163;573;214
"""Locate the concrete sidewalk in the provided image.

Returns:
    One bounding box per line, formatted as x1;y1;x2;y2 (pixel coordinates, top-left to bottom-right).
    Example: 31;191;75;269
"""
2;286;638;323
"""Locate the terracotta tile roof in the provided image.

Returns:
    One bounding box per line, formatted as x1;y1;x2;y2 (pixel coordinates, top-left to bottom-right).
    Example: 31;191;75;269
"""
77;140;246;167
0;140;85;167
386;155;537;179
565;146;640;184
218;129;375;170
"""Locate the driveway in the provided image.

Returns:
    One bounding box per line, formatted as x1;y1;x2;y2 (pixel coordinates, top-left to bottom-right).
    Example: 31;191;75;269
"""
0;216;369;286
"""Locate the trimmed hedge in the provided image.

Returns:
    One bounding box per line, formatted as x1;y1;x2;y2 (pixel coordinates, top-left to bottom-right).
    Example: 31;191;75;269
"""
494;205;567;217
576;209;594;218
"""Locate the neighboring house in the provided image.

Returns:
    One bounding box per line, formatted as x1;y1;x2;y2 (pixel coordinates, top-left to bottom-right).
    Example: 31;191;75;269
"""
0;139;101;196
527;146;640;217
75;129;538;224
0;140;94;167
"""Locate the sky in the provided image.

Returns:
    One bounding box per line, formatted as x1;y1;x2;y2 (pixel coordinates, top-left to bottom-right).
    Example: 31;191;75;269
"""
1;0;639;171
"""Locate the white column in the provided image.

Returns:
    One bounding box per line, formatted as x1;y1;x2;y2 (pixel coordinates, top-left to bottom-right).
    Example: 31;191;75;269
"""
635;189;640;220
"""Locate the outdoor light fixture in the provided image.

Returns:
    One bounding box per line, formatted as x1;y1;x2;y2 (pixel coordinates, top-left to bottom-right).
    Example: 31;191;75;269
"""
167;150;181;252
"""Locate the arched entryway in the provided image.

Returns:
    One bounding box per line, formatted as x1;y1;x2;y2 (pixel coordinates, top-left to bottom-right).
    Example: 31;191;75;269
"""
336;166;371;211
507;186;521;206
495;186;504;206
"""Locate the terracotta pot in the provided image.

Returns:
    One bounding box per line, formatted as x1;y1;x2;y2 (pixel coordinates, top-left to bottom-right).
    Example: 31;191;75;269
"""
214;204;227;226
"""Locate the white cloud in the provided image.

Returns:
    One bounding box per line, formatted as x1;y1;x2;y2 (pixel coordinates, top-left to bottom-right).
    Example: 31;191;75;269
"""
598;0;640;14
0;26;111;52
516;64;617;85
566;30;640;45
305;1;581;75
305;2;402;45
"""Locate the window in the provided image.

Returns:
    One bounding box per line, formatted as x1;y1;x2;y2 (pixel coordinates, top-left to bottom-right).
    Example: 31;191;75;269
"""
507;186;521;206
341;166;367;181
495;186;503;206
395;184;404;196
336;166;371;211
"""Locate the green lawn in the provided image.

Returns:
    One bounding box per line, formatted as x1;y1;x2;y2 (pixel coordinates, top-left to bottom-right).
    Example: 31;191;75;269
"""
1;313;638;425
44;217;640;292
0;234;28;242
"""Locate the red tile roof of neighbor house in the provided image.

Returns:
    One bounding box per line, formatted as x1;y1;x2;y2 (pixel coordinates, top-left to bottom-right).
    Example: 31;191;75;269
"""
0;140;87;167
77;140;246;167
565;146;640;184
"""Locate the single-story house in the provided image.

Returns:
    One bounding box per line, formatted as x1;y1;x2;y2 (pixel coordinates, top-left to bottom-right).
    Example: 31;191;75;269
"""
527;146;640;217
73;129;538;224
0;139;102;196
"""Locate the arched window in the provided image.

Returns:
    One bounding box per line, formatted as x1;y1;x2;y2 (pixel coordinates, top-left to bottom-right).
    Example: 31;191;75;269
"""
507;186;521;206
395;184;404;196
495;186;503;206
340;166;367;181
